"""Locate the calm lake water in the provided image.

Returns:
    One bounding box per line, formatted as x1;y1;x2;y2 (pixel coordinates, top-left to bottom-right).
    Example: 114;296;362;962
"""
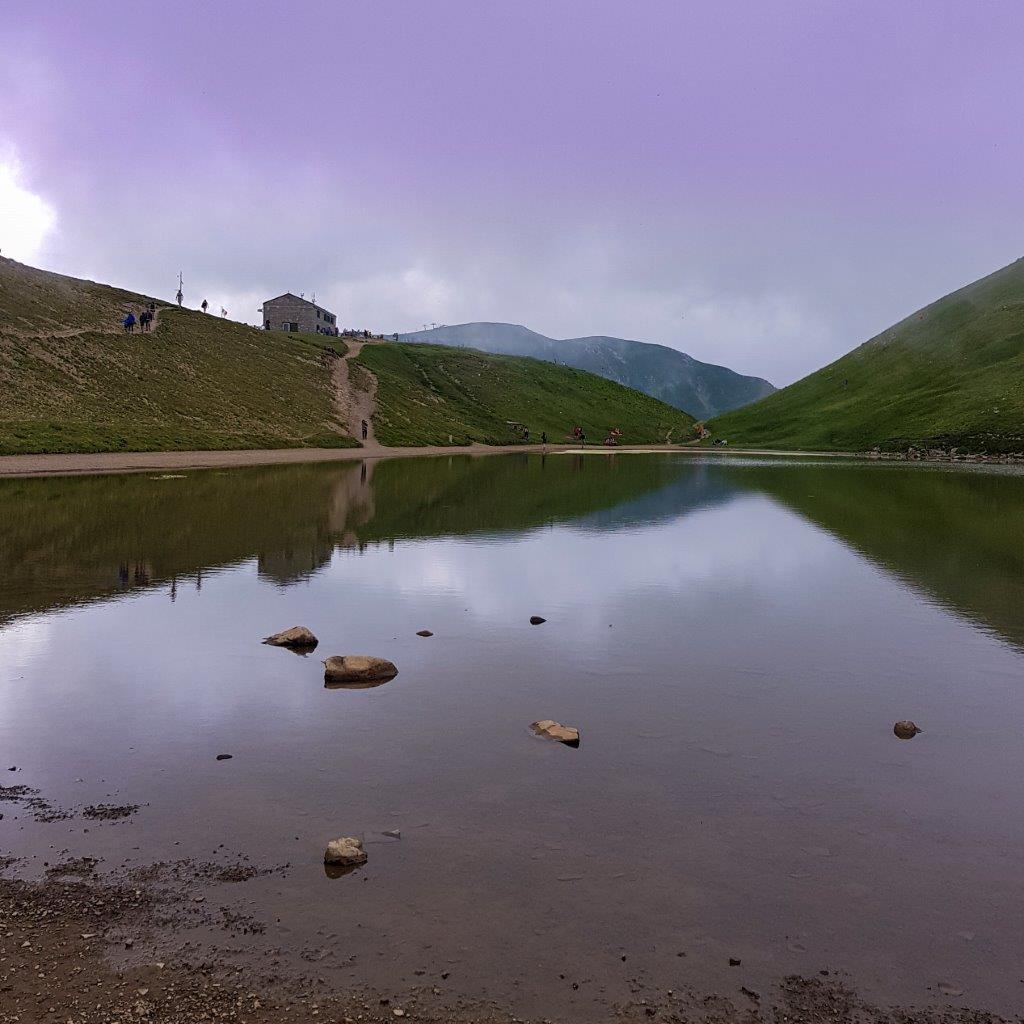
2;453;1024;1017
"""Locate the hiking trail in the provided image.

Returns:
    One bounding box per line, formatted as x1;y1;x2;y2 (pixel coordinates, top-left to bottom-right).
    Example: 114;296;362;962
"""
332;340;380;448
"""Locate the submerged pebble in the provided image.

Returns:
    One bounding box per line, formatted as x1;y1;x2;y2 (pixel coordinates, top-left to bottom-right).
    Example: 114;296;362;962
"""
893;720;921;739
529;616;547;625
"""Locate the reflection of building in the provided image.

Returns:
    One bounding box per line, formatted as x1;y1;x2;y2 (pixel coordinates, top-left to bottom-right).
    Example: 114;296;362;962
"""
257;544;335;586
260;293;339;336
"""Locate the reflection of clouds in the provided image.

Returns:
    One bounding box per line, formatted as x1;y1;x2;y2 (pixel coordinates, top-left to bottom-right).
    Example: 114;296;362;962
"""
324;495;846;622
0;615;54;675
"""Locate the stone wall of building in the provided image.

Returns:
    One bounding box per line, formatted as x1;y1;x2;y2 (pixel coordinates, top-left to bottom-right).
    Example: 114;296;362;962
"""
263;295;338;335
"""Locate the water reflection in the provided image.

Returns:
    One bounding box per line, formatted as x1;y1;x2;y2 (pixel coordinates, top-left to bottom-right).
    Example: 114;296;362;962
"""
2;455;1023;651
3;454;1024;1015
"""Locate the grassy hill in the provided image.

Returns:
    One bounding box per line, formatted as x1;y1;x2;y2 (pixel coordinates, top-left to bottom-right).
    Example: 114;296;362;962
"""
1;258;694;455
357;342;694;446
0;257;354;453
707;257;1024;453
398;321;775;417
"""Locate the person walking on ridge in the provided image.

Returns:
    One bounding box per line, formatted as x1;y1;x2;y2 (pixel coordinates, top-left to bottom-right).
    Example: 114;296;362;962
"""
123;312;136;333
201;299;208;313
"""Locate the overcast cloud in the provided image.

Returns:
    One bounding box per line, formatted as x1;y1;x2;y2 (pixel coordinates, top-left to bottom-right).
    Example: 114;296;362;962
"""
2;1;1023;384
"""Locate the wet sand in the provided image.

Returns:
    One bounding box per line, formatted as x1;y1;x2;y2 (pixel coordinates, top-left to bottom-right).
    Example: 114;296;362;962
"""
0;443;855;478
0;839;1004;1024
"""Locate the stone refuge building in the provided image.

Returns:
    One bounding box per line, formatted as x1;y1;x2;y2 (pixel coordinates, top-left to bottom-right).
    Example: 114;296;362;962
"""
261;293;339;336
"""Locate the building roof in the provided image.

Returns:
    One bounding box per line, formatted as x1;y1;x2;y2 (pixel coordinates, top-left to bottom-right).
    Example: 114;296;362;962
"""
262;292;335;315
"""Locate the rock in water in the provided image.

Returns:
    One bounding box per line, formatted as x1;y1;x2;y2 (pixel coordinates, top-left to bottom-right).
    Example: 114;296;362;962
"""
323;655;398;685
215;754;233;761
416;630;434;637
531;720;580;747
529;616;547;625
893;720;921;739
263;626;318;648
324;836;368;866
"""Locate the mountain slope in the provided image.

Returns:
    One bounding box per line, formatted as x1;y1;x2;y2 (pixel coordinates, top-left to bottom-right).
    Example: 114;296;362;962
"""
0;258;693;455
708;258;1024;453
397;322;774;418
0;257;355;453
357;342;694;446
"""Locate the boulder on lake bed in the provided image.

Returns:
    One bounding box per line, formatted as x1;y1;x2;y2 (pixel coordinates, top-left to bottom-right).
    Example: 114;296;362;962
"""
416;630;433;637
324;836;367;867
529;616;547;625
262;626;318;648
893;720;921;739
323;655;398;685
531;720;580;747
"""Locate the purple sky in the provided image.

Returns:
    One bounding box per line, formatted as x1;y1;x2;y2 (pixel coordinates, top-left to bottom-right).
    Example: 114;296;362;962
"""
2;1;1023;383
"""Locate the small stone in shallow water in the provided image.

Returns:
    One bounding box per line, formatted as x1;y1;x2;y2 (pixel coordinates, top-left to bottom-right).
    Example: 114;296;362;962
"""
323;656;398;686
416;630;433;637
893;720;921;739
262;626;319;648
216;754;233;761
324;836;368;867
530;720;580;747
529;616;547;625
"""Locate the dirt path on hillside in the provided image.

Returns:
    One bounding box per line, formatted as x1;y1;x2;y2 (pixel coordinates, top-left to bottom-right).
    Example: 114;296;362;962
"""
331;340;381;446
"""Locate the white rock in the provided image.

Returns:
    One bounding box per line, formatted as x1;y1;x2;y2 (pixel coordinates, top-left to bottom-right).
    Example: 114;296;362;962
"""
324;836;368;866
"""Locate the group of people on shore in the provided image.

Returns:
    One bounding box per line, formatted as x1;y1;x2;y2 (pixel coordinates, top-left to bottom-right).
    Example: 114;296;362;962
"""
122;304;157;333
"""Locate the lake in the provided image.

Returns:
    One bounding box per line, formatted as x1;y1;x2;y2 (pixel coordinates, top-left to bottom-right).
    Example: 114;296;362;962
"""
2;452;1023;1019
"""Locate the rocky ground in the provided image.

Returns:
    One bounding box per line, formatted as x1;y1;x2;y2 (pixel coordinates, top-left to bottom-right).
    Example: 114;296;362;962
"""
0;781;1015;1024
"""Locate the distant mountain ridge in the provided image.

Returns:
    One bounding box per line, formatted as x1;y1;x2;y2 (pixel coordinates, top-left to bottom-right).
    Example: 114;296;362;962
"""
397;322;774;418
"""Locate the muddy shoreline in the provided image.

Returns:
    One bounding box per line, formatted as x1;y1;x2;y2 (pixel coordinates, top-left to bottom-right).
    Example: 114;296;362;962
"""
0;443;857;479
0;779;1009;1024
0;853;1006;1024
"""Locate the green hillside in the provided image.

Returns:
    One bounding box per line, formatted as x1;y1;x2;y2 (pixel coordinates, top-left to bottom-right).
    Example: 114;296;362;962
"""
357;342;694;446
0;257;354;453
708;257;1024;453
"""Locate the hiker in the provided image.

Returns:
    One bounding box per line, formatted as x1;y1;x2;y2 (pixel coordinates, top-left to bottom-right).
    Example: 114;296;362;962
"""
579;428;586;446
361;419;368;440
524;427;530;442
138;311;148;332
123;312;136;333
541;431;547;445
201;299;208;313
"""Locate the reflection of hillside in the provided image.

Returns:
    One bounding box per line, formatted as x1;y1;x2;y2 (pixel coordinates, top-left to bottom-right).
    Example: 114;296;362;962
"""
573;460;741;530
0;463;366;621
0;454;712;623
725;462;1024;651
350;453;723;543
